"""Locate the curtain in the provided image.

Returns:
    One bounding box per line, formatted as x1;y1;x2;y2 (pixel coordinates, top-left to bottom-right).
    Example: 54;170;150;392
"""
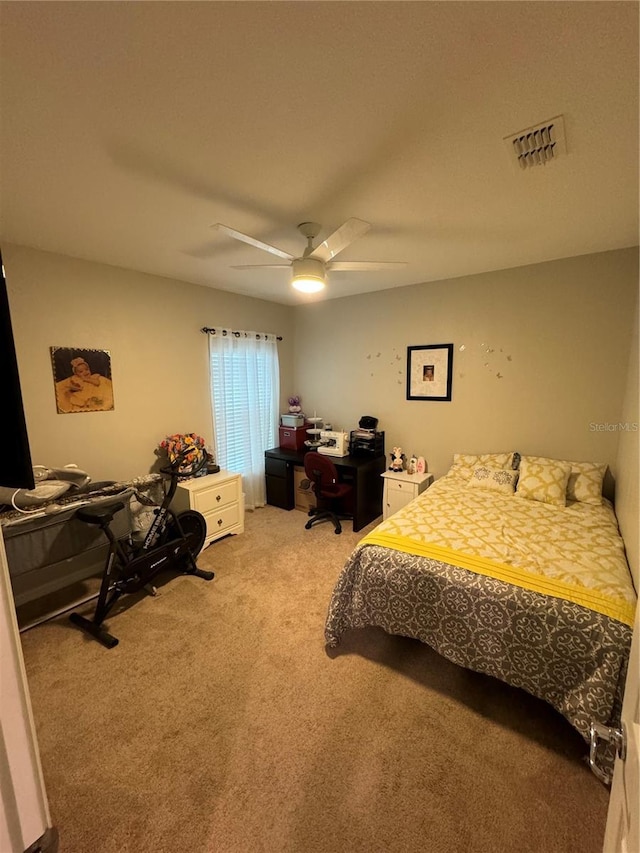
208;329;279;510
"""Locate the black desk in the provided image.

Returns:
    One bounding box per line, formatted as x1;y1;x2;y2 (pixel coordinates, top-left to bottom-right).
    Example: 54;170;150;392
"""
264;447;385;532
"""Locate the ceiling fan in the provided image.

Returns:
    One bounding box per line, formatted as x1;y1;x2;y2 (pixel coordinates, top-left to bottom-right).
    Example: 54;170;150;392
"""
213;218;406;293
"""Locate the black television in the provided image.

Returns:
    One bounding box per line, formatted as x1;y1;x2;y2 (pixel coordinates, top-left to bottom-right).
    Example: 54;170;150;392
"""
0;250;35;490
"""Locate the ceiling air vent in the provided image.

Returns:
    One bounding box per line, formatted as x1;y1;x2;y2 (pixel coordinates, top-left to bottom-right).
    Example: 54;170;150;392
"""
504;115;566;170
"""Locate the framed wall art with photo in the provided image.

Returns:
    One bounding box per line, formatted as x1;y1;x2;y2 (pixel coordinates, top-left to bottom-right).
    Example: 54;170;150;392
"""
50;346;115;414
406;343;453;401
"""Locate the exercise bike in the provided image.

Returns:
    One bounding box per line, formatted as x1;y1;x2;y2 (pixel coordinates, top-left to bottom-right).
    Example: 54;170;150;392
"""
69;448;214;648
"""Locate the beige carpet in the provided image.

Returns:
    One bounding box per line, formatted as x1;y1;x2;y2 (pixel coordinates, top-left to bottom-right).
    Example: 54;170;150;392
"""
18;505;610;853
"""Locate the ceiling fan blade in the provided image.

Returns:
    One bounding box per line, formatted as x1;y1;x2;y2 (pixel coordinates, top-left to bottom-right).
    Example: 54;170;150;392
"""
327;261;407;271
309;218;371;263
213;224;294;261
231;264;291;270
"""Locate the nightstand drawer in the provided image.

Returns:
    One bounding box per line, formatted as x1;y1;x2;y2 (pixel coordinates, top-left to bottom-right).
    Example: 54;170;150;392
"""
204;502;241;536
386;479;415;495
192;480;238;513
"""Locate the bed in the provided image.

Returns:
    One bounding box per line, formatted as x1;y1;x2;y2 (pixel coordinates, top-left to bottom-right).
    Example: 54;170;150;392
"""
325;452;637;773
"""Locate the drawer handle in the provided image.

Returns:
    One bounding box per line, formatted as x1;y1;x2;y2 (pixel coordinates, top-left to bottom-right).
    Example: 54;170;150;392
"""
216;494;222;502
217;518;223;526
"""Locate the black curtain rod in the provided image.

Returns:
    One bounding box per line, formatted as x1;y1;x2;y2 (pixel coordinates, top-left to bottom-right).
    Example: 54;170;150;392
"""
201;327;282;341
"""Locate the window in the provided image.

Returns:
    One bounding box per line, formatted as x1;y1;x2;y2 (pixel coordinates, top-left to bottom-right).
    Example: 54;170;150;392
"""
208;329;279;509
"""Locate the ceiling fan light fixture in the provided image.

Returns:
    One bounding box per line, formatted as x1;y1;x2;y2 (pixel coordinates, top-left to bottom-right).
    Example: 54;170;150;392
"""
291;257;326;293
216;218;405;294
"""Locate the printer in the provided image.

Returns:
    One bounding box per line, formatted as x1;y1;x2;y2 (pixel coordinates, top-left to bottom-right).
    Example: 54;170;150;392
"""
349;415;385;457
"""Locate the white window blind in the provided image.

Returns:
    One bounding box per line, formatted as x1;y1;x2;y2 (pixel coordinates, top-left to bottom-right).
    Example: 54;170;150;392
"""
208;329;279;509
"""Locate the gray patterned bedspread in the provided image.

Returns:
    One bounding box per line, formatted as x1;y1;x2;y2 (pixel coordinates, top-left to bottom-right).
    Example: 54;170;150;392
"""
325;543;631;764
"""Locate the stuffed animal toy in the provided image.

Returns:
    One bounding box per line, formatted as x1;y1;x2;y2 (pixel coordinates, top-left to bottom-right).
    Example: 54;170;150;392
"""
390;446;405;472
288;395;302;414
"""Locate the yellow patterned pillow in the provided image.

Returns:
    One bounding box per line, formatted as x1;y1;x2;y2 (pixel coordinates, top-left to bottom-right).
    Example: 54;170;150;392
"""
515;458;571;507
566;461;606;505
447;452;516;482
524;455;606;505
467;465;518;494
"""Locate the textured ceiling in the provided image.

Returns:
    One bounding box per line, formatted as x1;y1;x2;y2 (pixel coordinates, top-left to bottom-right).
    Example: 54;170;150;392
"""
0;1;638;305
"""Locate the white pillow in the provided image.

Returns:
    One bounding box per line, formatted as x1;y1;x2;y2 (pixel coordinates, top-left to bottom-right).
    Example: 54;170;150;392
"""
467;465;518;494
447;452;516;482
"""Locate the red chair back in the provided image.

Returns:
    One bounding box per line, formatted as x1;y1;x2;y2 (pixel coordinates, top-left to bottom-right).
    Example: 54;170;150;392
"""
304;452;339;496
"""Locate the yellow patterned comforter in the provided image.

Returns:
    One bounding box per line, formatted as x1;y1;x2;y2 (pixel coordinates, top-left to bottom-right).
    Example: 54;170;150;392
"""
363;475;636;626
325;475;635;772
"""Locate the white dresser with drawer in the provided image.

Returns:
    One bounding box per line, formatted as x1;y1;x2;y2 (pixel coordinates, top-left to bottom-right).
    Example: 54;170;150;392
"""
381;470;434;520
172;469;244;547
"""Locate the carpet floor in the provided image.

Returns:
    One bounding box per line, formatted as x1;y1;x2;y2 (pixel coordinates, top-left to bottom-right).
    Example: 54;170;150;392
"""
17;505;610;853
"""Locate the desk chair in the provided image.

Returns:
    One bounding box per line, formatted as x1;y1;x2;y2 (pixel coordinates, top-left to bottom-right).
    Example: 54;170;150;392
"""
303;452;353;535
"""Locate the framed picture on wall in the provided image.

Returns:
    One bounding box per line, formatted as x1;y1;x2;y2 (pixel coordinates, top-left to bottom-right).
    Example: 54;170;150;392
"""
406;343;453;401
50;346;115;414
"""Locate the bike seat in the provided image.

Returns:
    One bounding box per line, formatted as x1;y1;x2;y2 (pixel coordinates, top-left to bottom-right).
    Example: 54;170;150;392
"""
75;501;125;526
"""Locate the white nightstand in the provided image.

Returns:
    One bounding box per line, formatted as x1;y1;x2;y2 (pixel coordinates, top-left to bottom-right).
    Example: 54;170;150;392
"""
172;470;244;547
381;470;434;520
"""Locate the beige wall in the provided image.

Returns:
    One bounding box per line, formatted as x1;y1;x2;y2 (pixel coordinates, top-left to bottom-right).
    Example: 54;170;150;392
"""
3;244;294;482
3;243;638;567
614;283;639;588
293;248;638;492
